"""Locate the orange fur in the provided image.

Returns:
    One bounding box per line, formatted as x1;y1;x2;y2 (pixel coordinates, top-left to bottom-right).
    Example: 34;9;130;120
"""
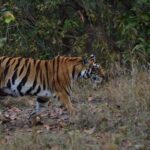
0;55;105;115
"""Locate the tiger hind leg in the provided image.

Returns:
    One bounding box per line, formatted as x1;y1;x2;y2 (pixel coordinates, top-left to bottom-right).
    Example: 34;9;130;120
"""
29;97;49;118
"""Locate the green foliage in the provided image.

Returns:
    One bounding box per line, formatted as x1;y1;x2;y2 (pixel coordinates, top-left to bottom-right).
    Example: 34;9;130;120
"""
0;38;7;48
3;11;15;24
0;0;149;65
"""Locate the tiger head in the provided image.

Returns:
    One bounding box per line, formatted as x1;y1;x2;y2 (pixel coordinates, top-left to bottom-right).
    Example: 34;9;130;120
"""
81;54;106;81
70;54;106;83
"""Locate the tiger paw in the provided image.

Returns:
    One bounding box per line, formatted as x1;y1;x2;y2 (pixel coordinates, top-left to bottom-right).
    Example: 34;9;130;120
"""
69;107;77;116
29;108;47;119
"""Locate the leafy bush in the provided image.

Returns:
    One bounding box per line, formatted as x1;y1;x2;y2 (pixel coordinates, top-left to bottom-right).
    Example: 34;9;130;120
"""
0;0;149;66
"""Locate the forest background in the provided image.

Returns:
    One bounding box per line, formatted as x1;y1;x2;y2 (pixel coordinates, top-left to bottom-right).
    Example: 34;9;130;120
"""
0;0;149;69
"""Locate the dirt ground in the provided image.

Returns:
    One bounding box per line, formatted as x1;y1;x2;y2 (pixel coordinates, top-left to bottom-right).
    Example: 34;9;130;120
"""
0;73;150;150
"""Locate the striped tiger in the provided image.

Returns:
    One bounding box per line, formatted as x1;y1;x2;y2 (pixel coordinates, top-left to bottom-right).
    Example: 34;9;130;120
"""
0;55;105;117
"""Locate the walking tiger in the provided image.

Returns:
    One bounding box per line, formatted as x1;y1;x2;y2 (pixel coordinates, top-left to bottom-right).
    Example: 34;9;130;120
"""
0;54;105;117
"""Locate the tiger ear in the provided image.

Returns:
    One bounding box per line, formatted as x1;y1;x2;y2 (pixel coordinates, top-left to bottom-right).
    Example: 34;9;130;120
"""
89;54;96;64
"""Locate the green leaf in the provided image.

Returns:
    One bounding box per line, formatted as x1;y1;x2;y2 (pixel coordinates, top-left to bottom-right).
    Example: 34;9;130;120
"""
132;44;145;53
3;11;15;24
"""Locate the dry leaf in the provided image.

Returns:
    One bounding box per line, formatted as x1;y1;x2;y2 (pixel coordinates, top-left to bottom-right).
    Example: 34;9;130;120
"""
36;130;43;134
10;106;21;112
88;96;94;102
43;124;50;130
58;120;66;128
84;127;96;134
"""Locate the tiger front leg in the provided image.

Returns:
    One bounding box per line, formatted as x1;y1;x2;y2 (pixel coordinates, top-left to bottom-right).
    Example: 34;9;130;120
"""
29;97;49;118
58;92;76;115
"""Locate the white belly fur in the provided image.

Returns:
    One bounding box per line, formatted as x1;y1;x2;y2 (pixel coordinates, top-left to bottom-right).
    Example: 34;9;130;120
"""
4;80;53;97
37;90;52;97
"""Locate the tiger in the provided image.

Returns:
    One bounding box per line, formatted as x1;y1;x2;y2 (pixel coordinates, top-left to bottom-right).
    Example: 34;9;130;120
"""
0;54;105;117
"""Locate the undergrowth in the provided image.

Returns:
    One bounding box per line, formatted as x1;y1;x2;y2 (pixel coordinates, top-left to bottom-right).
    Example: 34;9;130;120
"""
0;66;150;150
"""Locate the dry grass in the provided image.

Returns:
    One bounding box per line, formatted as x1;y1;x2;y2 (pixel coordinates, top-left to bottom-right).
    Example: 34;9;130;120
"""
0;66;150;150
72;68;150;149
0;130;102;150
